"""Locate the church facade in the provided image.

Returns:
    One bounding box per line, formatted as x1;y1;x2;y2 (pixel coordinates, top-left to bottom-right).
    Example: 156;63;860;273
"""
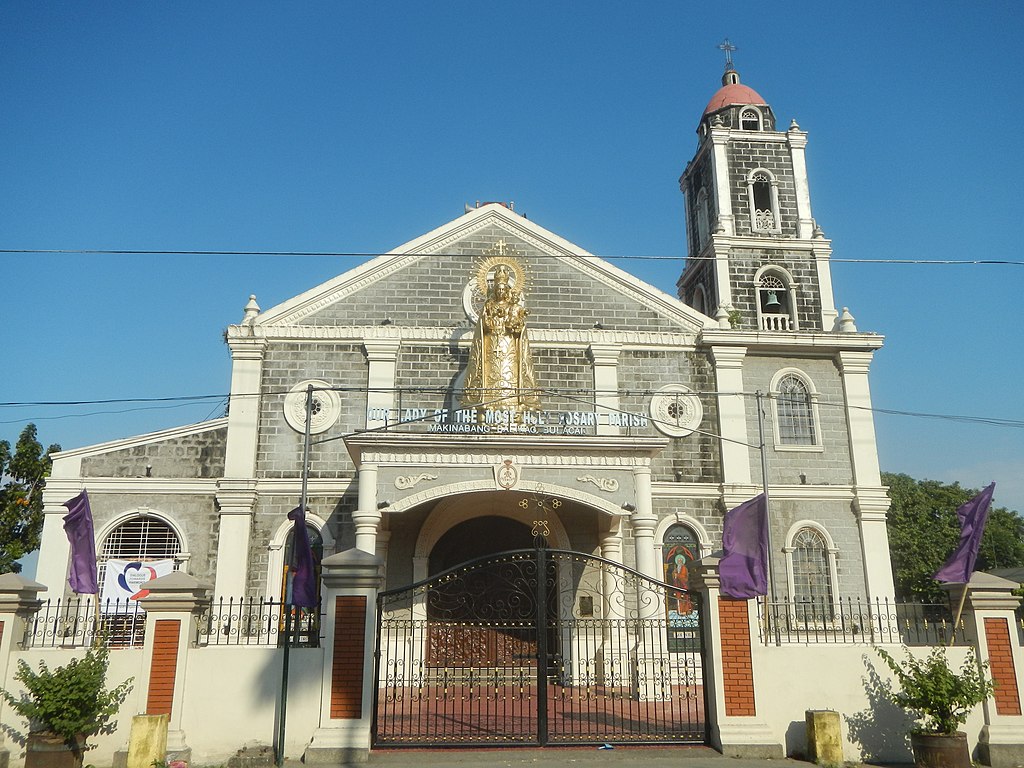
37;66;895;631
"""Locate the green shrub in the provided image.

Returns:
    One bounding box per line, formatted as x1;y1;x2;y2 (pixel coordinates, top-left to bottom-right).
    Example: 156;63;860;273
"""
1;646;133;746
876;645;994;734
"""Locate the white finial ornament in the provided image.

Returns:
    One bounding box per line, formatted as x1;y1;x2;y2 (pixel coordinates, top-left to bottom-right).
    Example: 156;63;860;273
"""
838;307;857;333
242;294;260;325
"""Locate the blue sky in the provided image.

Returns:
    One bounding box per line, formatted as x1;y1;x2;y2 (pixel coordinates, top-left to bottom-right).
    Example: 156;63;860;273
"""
2;2;1022;519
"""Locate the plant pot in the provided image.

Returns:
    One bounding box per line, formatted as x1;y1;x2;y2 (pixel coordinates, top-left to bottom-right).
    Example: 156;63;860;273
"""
25;732;86;768
910;731;970;768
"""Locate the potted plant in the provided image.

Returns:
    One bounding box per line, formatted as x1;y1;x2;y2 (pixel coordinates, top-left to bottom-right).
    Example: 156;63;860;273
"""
1;645;133;768
876;645;994;768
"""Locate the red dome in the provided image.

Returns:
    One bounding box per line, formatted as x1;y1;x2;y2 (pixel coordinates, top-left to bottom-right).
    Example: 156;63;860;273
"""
703;82;767;115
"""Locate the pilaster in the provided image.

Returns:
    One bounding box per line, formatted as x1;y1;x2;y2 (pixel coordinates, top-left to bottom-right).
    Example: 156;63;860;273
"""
223;336;268;478
588;343;622;436
852;489;896;601
363;338;401;430
709;346;751;485
709;129;735;236
689;557;782;758
213;479;258;599
835;350;882;486
138;572;213;764
305;549;384;765
0;574;46;768
943;574;1024;768
786;126;815;239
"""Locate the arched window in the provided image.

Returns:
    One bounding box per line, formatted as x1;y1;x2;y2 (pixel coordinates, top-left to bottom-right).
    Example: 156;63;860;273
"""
776;374;817;446
98;515;181;645
757;274;789;330
784;524;838;622
692;284;708;316
99;515;181;589
695;187;710;248
662;524;699;653
746;169;781;233
740;107;762;131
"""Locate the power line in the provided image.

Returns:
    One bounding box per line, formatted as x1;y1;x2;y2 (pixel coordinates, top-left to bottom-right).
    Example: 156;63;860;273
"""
1;247;1021;267
2;387;1021;430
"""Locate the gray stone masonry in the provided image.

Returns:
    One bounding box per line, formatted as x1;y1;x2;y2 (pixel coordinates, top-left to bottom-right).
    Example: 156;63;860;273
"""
81;427;226;478
727;142;799;238
727;248;824;332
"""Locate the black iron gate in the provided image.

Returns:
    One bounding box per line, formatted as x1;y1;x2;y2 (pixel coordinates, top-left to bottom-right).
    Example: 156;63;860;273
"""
373;549;706;746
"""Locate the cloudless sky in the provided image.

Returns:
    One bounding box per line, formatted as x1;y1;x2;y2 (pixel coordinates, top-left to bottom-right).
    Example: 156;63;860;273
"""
2;2;1022;520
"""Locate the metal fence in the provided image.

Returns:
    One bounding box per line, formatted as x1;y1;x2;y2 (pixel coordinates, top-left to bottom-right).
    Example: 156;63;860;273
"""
757;597;967;645
195;597;320;647
24;597;146;649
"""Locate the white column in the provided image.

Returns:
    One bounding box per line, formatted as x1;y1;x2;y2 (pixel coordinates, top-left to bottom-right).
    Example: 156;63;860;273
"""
588;343;622;435
223;337;267;477
35;473;81;596
710;129;734;236
709;346;751;486
812;239;839;330
352;463;380;554
786;126;815;240
213;481;257;599
837;350;895;601
363;339;401;430
630;466;659;584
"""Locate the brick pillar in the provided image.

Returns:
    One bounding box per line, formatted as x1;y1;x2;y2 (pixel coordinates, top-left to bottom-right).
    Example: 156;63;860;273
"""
689;556;782;758
0;574;46;768
305;548;383;765
137;572;212;764
943;573;1024;768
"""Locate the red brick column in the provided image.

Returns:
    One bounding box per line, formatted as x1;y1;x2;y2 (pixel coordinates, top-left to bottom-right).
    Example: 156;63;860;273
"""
985;617;1022;717
719;598;756;716
330;597;367;719
305;548;383;765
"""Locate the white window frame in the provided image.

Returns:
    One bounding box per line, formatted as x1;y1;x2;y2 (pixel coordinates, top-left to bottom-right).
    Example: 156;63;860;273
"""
739;106;763;131
782;520;840;621
746;167;782;233
769;368;823;452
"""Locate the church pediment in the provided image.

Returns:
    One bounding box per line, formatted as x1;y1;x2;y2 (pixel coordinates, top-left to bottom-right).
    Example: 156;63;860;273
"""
251;204;712;334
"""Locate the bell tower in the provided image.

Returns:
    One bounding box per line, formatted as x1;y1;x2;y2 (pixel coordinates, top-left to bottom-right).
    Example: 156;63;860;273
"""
678;60;839;333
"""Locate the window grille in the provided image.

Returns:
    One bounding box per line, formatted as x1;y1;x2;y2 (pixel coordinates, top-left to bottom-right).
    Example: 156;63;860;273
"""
776;375;816;444
98;517;181;590
791;528;833;619
740;108;760;131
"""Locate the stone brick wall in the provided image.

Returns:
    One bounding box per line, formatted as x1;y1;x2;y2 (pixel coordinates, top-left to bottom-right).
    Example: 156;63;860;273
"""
256;343;366;478
725;248;824;332
727;141;798;238
81;426;226;478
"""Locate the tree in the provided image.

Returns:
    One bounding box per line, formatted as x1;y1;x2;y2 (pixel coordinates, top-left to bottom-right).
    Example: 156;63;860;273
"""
884;472;1024;601
0;424;60;574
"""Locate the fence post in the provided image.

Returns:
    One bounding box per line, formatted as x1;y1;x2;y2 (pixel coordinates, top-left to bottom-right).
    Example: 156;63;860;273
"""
304;548;383;765
689;555;783;758
943;573;1024;768
136;572;212;765
0;574;46;768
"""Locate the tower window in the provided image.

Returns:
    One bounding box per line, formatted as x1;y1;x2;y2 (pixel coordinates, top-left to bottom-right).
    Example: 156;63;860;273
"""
695;187;710;247
755;269;797;331
740;108;761;131
746;169;781;233
776;374;816;445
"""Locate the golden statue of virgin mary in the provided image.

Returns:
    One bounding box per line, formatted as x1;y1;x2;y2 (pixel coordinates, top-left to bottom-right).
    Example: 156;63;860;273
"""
462;253;541;420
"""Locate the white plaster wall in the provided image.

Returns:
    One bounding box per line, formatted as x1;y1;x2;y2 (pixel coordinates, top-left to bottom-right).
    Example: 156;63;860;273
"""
751;642;986;763
180;647;325;764
0;646;324;768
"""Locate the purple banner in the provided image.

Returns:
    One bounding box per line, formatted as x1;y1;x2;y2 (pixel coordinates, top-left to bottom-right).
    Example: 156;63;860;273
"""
62;490;98;594
720;494;768;599
934;482;996;584
287;506;318;608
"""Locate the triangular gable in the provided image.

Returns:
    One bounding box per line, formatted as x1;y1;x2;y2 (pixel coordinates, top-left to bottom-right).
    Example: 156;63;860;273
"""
255;204;713;331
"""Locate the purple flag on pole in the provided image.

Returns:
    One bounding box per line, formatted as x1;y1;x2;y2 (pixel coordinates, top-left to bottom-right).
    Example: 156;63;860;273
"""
934;482;996;584
720;494;768;599
287;506;317;608
62;490;98;594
